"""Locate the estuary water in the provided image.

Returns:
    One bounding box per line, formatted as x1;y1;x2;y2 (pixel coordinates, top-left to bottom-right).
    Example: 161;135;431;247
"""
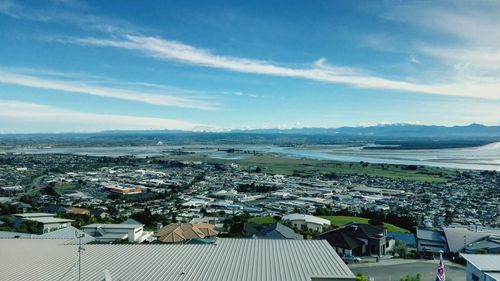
2;142;500;171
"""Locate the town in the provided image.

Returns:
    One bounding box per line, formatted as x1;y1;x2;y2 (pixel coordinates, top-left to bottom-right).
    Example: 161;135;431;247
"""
1;151;499;280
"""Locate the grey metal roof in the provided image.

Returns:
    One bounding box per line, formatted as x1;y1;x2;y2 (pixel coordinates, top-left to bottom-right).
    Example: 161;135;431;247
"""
121;218;143;225
254;222;304;240
485;272;500;280
461;254;500;271
0;230;34;238
38;226;96;244
416;228;445;242
0;238;355;281
82;223;142;229
443;227;491;253
25;217;74;224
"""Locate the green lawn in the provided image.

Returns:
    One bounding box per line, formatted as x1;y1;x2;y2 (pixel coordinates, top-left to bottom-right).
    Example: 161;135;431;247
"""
53;182;79;195
249;215;410;233
319;216;410;233
248;216;277;225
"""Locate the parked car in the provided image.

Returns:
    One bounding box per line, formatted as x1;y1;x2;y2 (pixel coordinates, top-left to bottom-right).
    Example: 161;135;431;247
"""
341;254;362;264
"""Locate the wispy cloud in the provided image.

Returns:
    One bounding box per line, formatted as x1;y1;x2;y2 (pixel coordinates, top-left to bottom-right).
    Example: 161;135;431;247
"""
382;2;500;85
0;69;217;110
0;100;212;133
69;34;500;100
3;0;500;102
0;0;143;34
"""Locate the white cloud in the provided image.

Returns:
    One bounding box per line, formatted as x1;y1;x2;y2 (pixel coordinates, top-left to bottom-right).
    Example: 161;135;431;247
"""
0;70;217;110
70;34;500;100
409;55;421;65
382;2;500;84
0;100;212;132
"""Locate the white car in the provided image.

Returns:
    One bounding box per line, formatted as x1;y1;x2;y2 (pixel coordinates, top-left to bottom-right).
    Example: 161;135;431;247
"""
341;254;362;263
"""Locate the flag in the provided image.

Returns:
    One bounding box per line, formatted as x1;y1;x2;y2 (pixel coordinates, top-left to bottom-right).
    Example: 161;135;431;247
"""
435;253;445;281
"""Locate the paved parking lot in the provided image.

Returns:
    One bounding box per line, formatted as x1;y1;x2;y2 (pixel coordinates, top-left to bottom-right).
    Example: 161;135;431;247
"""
349;260;466;281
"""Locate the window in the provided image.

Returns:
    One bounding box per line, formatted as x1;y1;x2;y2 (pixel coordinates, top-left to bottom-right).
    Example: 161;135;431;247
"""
471;273;479;281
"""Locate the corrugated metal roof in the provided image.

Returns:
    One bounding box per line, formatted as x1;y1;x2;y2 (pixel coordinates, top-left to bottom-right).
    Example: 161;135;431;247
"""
0;238;354;281
443;227;491;253
485;272;500;280
283;214;331;226
38;226;96;244
461;254;500;271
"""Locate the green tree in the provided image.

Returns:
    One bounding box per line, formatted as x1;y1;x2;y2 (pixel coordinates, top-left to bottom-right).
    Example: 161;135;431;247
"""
400;273;422;281
393;240;408;258
17;220;40;234
355;273;367;281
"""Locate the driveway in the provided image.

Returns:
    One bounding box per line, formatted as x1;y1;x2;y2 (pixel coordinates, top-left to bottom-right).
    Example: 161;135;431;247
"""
348;259;466;281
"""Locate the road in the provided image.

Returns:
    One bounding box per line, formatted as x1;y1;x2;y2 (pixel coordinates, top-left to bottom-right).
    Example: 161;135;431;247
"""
349;260;466;281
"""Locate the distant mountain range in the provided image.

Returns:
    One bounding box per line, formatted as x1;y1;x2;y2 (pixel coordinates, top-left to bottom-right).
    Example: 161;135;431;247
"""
232;124;500;138
1;124;499;148
99;123;500;138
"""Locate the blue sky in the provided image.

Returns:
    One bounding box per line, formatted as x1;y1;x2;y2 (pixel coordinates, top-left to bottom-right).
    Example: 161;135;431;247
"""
0;0;499;132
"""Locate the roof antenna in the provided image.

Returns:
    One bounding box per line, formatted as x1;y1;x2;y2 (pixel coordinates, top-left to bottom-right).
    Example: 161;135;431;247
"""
78;233;85;281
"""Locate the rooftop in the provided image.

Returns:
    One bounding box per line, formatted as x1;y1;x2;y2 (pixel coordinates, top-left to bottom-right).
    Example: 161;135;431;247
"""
0;238;355;281
461;254;500;272
282;214;331;226
82;223;143;229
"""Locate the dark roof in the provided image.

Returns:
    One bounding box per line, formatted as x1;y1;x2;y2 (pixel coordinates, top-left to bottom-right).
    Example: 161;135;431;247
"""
42;205;66;213
317;223;386;250
333;232;362;250
90;209;107;215
243;223;266;236
352;224;384;239
253;222;303;240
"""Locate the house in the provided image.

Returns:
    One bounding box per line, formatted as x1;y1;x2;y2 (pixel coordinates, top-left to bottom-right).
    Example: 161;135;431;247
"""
67;207;90;216
461;254;500;281
90;209;109;219
317;223;388;256
282;214;331;232
416;227;448;254
250;222;304;240
155;223;218;243
37;225;96;244
0;238;356;281
42;205;67;214
12;213;73;234
82;219;154;243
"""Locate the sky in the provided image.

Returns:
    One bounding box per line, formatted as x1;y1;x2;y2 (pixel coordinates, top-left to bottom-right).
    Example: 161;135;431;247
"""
0;0;499;133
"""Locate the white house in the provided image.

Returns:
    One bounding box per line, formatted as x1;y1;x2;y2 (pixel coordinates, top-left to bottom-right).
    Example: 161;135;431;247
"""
461;254;500;281
13;213;73;234
82;219;154;243
282;214;331;232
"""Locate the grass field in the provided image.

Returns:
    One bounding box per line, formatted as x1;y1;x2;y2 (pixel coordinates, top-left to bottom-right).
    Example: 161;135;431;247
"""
53;182;79;195
319;216;409;233
248;215;409;233
167;152;453;183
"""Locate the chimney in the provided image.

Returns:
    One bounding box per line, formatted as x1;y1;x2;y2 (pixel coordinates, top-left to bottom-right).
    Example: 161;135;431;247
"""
156;222;163;230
